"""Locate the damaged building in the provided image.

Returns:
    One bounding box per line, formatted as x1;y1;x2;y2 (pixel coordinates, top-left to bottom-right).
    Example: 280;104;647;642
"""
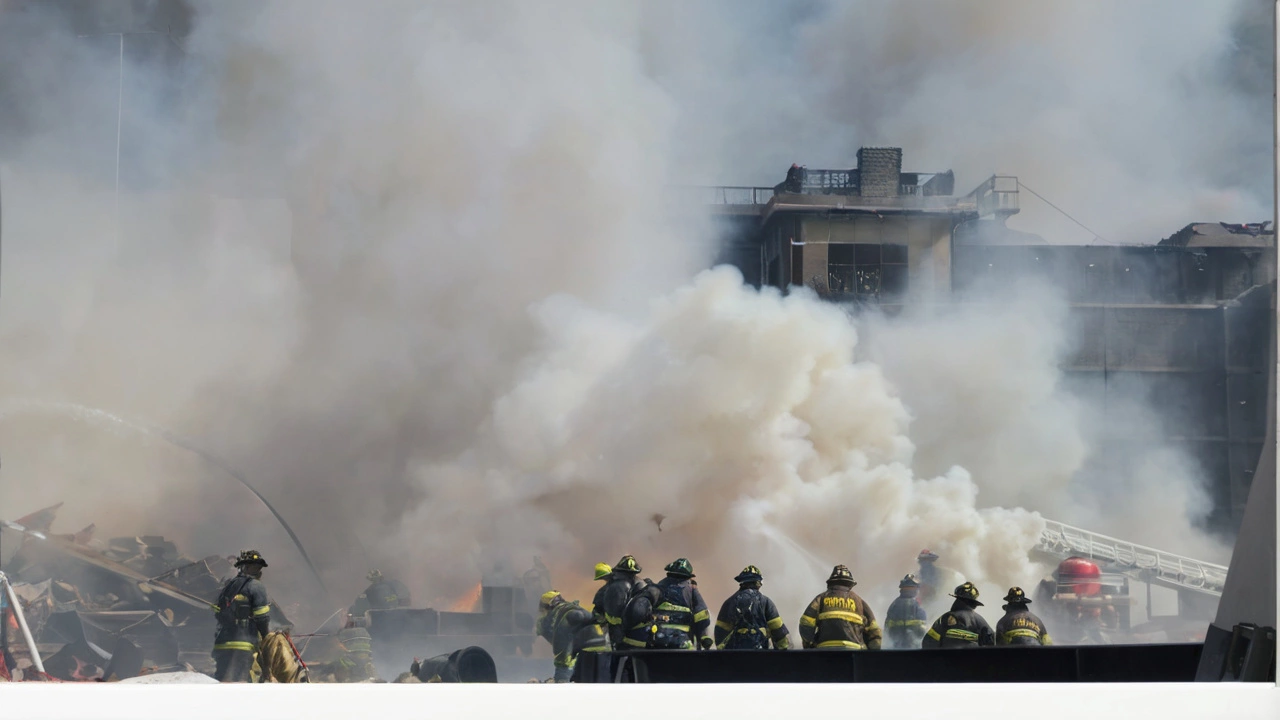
695;148;1275;537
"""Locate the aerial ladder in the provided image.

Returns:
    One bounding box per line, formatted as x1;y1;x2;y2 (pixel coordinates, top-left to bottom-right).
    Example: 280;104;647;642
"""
1032;519;1227;598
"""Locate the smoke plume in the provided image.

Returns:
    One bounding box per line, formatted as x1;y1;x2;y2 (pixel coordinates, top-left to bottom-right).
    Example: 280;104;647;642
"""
0;0;1263;629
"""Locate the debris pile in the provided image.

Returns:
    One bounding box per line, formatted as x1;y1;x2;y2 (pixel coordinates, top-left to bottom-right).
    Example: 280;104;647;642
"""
1;504;240;680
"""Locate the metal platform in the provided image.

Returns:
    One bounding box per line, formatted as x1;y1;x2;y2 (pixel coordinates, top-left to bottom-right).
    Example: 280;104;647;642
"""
573;644;1205;684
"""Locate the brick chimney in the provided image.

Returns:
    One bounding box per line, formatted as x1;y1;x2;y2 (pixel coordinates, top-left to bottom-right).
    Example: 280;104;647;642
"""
856;147;903;198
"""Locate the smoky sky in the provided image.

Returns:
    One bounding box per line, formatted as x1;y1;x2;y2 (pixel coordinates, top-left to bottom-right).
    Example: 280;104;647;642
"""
0;0;1267;626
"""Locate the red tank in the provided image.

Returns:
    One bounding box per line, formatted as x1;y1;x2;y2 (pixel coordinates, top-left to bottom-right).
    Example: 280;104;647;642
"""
1057;557;1102;597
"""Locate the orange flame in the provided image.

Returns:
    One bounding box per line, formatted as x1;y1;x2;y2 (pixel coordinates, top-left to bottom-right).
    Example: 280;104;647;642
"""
447;582;483;612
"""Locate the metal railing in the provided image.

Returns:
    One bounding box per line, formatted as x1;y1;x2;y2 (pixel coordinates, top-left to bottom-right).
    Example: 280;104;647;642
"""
970;174;1020;217
676;186;776;206
798;169;856;193
1033;518;1228;597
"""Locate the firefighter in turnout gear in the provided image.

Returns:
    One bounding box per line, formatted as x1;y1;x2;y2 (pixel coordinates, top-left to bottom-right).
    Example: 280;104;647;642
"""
312;627;377;683
714;566;790;650
621;578;661;649
350;569;411;617
652;559;713;650
885;574;929;648
922;582;996;648
996;587;1052;646
799;565;882;650
589;562;612;631
212;550;273;682
600;555;641;648
916;549;941;606
537;591;607;682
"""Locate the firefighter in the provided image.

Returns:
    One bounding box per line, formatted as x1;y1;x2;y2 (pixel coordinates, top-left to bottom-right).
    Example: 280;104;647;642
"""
922;581;995;648
651;559;713;650
916;549;941;606
799;565;881;650
536;591;607;682
311;627;377;682
600;555;641;648
996;587;1053;646
884;574;928;648
589;562;611;629
212;550;273;682
350;569;412;617
620;578;660;649
714;565;790;650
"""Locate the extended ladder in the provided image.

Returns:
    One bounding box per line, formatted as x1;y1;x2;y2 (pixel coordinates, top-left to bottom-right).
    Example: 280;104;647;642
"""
1033;519;1228;597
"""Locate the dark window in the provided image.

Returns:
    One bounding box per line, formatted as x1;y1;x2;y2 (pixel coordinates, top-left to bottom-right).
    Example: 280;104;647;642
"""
827;243;908;302
828;243;854;265
883;243;909;265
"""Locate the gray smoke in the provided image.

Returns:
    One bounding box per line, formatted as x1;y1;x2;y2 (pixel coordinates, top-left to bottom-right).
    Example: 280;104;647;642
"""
646;0;1274;244
0;1;1262;627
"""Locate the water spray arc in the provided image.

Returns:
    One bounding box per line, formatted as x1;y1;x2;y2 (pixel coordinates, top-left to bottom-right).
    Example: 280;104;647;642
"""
0;399;329;598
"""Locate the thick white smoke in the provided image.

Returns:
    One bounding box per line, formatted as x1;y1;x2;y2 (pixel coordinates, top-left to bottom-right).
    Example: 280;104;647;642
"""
0;0;1258;632
393;266;1046;616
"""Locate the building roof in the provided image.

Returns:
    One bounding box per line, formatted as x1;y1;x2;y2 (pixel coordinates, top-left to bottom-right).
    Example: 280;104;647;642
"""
1159;222;1275;249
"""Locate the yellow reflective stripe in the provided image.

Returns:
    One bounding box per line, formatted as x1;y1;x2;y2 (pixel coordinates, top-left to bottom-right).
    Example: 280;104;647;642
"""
252;605;271;616
233;594;248;602
580;645;609;652
621;637;648;647
1002;628;1041;643
716;620;733;631
926;627;941;641
816;639;862;649
887;619;926;628
735;628;762;634
656;602;691;613
865;621;879;631
776;637;791;649
693;609;709;623
213;641;256;652
766;617;785;631
659;624;690;632
799;615;817;627
816;610;864;624
605;614;622;625
945;628;979;641
1042;634;1053;646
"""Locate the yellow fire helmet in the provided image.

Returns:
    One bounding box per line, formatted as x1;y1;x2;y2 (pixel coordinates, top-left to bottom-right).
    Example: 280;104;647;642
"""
539;590;562;608
594;563;612;581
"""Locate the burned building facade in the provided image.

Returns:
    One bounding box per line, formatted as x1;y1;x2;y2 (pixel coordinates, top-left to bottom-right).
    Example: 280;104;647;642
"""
695;148;1275;537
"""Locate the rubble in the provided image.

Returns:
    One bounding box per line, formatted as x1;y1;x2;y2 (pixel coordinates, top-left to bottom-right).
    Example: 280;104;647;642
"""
0;504;248;680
